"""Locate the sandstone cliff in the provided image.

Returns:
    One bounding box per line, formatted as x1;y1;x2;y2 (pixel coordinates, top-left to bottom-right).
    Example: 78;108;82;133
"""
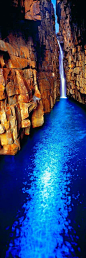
0;0;60;155
56;0;86;104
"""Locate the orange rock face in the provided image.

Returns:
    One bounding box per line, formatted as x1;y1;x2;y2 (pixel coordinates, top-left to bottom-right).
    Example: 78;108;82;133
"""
56;0;86;105
25;0;41;21
0;41;40;154
0;0;60;155
31;100;44;128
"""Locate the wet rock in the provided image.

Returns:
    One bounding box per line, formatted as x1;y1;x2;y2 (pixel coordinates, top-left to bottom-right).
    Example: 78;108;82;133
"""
1;141;20;155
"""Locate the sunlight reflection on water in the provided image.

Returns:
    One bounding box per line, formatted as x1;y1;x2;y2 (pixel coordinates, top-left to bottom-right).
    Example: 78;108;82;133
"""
0;99;86;258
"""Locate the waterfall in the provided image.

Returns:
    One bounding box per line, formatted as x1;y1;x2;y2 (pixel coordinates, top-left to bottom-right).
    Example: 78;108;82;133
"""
57;39;67;98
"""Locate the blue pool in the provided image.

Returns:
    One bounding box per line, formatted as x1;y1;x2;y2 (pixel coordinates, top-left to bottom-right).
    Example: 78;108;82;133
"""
0;99;86;258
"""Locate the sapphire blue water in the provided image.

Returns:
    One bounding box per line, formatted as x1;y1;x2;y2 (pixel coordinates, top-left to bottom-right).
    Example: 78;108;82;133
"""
0;99;86;258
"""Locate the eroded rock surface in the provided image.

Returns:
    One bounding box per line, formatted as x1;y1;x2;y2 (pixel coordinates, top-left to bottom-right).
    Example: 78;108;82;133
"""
56;0;86;104
0;0;60;154
25;0;41;21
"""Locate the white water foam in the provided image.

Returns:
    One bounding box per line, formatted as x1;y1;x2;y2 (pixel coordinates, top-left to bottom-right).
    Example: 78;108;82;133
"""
57;39;67;99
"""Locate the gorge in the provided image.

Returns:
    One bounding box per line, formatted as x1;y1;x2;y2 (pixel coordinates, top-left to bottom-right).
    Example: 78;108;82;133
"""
0;0;86;155
0;1;86;258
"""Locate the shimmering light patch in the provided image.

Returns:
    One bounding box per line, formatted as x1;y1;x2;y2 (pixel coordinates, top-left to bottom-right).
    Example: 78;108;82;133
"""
0;99;86;258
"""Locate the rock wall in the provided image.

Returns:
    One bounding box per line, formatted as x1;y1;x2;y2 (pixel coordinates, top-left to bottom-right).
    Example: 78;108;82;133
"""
38;0;60;113
0;0;60;155
56;0;86;104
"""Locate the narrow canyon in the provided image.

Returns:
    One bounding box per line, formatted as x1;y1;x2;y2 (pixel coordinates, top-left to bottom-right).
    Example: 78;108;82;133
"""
0;0;86;154
0;2;86;257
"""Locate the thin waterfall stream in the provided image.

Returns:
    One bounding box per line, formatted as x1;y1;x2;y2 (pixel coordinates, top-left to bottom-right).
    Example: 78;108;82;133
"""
57;39;67;98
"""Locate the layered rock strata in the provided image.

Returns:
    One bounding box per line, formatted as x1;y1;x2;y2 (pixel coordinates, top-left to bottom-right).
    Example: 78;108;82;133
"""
0;0;60;155
56;0;86;104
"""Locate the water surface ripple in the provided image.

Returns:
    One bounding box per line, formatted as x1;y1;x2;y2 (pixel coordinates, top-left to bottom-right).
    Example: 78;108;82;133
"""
0;99;86;258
